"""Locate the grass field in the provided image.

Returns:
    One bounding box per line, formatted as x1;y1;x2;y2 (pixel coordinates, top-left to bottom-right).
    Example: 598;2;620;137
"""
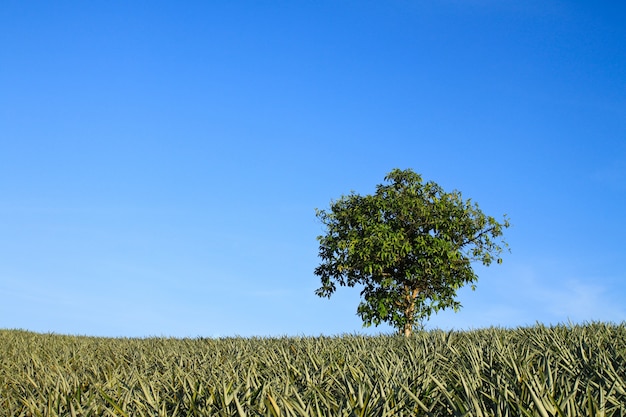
1;322;625;416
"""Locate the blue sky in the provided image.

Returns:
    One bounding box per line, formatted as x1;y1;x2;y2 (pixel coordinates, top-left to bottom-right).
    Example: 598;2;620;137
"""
1;1;625;337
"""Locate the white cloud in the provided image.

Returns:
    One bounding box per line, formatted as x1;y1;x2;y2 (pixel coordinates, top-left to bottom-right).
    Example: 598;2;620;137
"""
490;263;624;325
428;261;625;330
528;276;624;323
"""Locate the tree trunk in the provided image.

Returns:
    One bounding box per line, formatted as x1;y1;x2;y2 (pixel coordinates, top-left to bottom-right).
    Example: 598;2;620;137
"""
403;322;412;337
402;286;420;337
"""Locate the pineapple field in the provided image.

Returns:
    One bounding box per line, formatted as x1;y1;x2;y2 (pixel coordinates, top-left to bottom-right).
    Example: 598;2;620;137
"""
1;322;625;416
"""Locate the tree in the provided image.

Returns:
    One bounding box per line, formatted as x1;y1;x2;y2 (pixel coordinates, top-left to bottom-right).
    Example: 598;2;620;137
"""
314;168;510;337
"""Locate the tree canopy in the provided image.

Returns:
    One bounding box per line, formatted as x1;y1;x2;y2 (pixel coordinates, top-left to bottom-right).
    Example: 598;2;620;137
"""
314;168;510;336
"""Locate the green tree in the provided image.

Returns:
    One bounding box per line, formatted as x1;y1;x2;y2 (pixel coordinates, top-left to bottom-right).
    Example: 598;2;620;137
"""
314;168;510;336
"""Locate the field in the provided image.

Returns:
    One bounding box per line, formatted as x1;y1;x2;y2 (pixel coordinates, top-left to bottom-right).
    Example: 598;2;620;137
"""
1;323;625;416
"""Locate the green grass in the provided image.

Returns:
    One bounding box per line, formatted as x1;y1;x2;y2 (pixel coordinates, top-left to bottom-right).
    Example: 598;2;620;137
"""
1;322;625;416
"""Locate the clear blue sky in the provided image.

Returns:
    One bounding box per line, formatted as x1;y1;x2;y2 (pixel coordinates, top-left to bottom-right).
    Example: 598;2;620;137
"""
1;1;624;337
